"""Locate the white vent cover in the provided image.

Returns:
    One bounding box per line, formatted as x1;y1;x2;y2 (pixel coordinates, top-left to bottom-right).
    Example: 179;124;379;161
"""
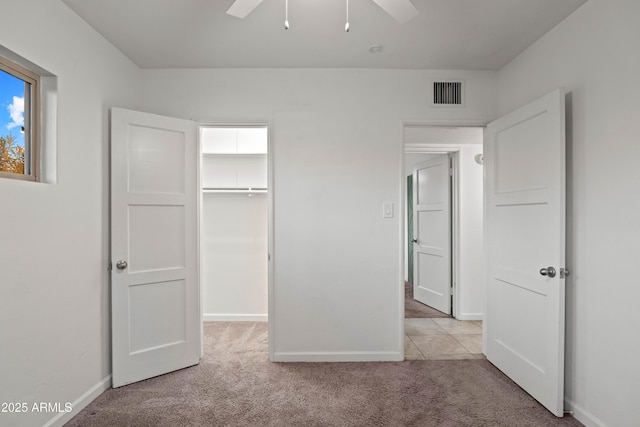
432;80;464;107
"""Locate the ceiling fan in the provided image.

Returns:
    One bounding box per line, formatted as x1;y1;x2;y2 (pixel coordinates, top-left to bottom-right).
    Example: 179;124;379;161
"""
226;0;419;25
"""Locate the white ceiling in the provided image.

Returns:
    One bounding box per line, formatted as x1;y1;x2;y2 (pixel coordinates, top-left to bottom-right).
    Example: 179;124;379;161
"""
62;0;587;70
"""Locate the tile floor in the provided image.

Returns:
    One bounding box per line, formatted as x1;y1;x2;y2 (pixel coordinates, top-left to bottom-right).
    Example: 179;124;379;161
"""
405;318;484;360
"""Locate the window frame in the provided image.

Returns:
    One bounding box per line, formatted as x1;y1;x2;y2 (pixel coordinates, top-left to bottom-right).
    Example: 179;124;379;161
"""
0;55;40;182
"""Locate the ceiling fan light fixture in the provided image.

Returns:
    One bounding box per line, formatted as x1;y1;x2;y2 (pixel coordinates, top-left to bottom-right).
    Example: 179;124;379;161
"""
345;0;350;32
371;0;418;24
227;0;418;29
284;0;290;29
226;0;265;18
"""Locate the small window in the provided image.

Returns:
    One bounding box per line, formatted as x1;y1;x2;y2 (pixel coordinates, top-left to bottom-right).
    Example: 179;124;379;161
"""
0;56;40;181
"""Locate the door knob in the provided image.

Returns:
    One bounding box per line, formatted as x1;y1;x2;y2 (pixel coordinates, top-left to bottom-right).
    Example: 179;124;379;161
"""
412;239;418;243
539;266;556;278
116;260;128;270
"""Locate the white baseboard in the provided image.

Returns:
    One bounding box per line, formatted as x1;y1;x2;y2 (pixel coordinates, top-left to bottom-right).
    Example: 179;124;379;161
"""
43;375;111;427
272;351;403;362
564;400;607;427
203;314;268;322
455;313;483;321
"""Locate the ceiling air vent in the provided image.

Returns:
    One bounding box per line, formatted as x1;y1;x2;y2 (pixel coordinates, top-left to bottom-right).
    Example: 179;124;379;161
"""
432;80;464;107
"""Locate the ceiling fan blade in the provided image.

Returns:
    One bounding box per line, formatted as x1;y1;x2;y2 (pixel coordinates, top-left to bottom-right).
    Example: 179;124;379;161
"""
371;0;419;24
227;0;264;18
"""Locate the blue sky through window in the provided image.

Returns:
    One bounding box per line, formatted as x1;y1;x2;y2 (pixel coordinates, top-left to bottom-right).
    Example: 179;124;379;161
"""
0;69;25;148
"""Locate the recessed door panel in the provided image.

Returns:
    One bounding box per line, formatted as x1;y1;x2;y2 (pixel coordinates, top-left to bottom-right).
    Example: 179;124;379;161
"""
417;163;446;205
495;113;551;194
417;210;447;252
417;252;446;298
493;278;547;374
129;280;187;354
494;203;549;283
128;125;185;194
128;205;185;272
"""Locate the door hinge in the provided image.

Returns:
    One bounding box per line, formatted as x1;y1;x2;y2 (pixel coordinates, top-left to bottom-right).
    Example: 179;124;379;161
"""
108;262;113;271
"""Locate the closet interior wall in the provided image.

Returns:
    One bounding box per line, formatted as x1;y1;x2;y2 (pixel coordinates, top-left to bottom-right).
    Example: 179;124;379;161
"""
200;127;268;321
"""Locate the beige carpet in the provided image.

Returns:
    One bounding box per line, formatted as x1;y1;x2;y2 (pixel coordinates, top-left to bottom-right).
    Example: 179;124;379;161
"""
66;322;582;427
405;281;451;318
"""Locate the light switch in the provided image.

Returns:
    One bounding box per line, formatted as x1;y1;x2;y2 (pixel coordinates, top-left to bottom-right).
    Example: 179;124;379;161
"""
383;202;394;218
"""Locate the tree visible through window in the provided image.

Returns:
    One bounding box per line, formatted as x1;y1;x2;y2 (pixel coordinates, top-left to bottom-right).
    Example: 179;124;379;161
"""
0;56;39;181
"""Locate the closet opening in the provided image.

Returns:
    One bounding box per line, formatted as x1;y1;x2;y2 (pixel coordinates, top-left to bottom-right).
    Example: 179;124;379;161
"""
199;125;269;323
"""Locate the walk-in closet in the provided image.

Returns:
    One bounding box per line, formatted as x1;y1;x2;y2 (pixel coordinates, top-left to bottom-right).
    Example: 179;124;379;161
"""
200;126;268;321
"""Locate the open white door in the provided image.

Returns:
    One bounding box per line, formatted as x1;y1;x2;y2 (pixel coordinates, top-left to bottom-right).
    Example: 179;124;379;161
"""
111;108;200;388
484;89;566;416
412;155;451;315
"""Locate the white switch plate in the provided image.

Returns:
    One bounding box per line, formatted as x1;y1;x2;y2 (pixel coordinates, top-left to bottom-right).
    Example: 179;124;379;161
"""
383;202;393;218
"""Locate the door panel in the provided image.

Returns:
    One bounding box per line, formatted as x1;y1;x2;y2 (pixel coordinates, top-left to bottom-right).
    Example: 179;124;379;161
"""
111;108;200;388
484;89;566;416
128;205;185;271
127;125;186;193
412;155;451;314
128;279;187;353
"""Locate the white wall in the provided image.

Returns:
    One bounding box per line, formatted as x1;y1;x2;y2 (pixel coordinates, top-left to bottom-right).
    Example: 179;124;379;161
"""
456;146;484;320
0;1;141;426
142;69;497;361
497;1;640;425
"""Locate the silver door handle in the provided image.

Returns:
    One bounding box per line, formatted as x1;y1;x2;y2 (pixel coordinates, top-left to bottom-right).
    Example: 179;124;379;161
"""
539;266;556;278
116;260;128;270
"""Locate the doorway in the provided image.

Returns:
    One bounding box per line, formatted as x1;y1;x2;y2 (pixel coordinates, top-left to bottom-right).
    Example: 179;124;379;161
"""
403;125;484;361
403;125;484;321
199;126;270;322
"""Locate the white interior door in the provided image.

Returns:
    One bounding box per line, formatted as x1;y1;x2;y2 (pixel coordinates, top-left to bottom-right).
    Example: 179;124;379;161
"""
412;155;451;314
484;89;566;416
111;108;200;388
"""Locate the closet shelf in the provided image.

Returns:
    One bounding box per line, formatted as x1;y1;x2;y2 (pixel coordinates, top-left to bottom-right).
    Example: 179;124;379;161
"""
203;187;267;194
202;153;267;158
